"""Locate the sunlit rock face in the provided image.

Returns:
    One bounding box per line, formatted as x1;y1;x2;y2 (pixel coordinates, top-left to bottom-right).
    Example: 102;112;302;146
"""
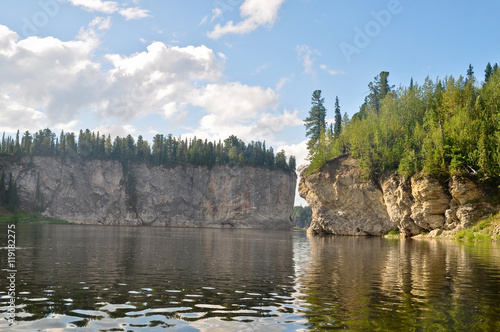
1;156;296;229
299;156;497;236
299;156;394;236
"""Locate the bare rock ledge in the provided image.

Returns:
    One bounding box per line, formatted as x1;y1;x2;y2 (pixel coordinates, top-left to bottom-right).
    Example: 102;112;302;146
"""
299;155;497;236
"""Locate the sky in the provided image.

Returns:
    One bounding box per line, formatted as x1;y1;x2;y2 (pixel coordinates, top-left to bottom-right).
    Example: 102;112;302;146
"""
1;0;500;206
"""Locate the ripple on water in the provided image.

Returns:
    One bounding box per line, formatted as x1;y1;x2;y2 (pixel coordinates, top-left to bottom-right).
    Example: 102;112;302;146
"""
71;309;108;318
176;312;206;319
165;289;182;293
99;303;137;312
26;298;50;302
194;304;226;309
126;307;191;316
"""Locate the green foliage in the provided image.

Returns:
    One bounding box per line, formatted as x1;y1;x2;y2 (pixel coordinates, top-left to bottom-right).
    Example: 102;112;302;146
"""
291;206;312;229
0;130;295;172
334;96;342;137
0;172;20;212
455;213;500;241
0;207;68;224
304;90;327;155
305;65;500;183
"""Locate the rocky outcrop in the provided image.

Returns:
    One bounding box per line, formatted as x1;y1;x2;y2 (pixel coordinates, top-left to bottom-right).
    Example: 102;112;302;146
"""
299;156;497;236
0;156;296;229
299;157;394;236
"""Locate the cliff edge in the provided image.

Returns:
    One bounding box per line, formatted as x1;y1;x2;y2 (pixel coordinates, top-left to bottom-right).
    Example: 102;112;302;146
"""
299;155;498;236
0;156;296;229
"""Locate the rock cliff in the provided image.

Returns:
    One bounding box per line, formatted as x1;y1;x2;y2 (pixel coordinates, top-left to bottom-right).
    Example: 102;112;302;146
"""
299;155;497;236
0;156;296;229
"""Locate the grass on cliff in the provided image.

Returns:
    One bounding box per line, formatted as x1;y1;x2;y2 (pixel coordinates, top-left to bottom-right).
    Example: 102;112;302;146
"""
455;212;500;241
0;207;68;224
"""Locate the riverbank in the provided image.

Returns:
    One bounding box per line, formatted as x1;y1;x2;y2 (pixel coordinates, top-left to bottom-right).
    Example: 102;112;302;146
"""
0;207;68;224
383;212;500;242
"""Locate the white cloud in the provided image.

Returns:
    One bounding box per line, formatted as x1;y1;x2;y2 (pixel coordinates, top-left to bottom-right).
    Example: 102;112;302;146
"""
276;74;293;90
296;44;320;76
199;16;209;26
190;109;300;144
0;22;301;147
67;0;119;14
208;0;286;39
93;124;137;139
0;20;105;127
119;7;151;20
67;0;150;20
320;64;345;76
191;82;278;121
211;8;223;23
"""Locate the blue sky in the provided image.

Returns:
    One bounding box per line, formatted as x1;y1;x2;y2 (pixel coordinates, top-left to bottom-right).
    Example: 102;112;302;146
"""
1;0;499;205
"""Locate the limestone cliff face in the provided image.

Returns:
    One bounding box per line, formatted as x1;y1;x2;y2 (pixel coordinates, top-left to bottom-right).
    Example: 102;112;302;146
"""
299;156;497;236
298;157;394;236
1;156;296;229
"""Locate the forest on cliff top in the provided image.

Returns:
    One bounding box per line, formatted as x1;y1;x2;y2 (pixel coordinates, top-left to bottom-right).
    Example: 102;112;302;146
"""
0;130;296;172
305;63;500;184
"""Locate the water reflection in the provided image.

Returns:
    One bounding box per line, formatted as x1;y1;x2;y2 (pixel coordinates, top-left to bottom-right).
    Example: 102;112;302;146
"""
0;224;304;331
1;225;500;331
294;235;500;331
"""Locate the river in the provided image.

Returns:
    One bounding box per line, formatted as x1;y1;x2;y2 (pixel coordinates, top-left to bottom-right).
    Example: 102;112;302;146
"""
1;224;500;331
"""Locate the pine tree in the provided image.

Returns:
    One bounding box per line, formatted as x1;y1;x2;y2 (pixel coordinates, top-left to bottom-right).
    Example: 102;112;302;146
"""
466;64;474;82
334;96;342;137
365;71;393;115
485;62;493;83
14;130;20;158
288;155;296;171
304;90;327;155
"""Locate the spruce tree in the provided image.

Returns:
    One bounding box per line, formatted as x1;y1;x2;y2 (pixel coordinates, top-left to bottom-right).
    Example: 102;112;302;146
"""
304;90;327;155
485;62;493;83
466;64;474;82
334;96;342;137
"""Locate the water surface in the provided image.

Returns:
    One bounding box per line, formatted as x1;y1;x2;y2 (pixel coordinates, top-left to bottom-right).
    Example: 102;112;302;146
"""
0;224;500;331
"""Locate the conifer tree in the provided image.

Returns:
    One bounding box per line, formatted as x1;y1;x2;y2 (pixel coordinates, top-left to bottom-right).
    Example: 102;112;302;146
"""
304;90;327;155
485;62;493;83
466;64;474;82
334;96;342;137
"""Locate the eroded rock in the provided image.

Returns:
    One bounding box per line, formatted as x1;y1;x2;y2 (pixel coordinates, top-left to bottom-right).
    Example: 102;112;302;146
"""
0;156;296;229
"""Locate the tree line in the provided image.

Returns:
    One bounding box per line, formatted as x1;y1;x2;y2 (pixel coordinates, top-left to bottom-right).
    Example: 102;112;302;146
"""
0;129;296;172
305;62;500;184
291;206;312;229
